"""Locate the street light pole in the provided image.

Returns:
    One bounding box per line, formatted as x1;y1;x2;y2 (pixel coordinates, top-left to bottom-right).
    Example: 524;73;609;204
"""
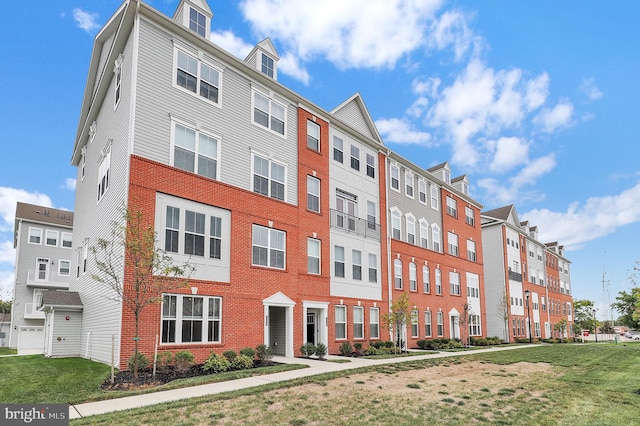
524;289;532;343
592;308;598;343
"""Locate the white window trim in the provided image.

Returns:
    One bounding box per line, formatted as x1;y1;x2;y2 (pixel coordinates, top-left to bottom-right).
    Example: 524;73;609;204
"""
369;307;380;339
353;306;364;340
252;224;286;270
334;245;345;278
113;53;123;110
97;141;111;204
61;232;73;249
390;207;402;240
335;305;347;340
390;164;400;192
251;89;287;138
365;153;376;178
307;120;320;151
425;310;432;337
411;310;419;338
430;183;439;210
419;219;429;249
405;213;416;245
28;227;43;245
170;120;221;181
251;151;287;202
58;259;71;277
45;230;59;247
307;238;321;275
405;171;414;199
333;135;344;163
307;175;320;213
418;179;428;205
173;47;223;108
160;294;222;344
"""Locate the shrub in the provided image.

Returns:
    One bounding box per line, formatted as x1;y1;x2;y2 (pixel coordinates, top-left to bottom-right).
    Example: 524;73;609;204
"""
155;351;172;369
174;350;195;372
383;340;394;348
240;347;256;359
314;342;327;360
353;342;364;356
231;354;254;370
222;350;237;362
127;352;149;372
203;353;230;373
339;341;353;356
300;343;317;358
364;346;378;356
256;344;274;364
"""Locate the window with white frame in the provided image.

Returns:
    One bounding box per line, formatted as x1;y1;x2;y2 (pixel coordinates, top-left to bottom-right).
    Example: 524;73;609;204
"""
58;260;71;276
430;184;439;210
334;245;345;278
418;180;427;204
465;206;475;226
435;268;442;295
61;232;72;248
394;259;403;289
335;305;347;339
467;273;479;298
467;239;477;262
444;170;451;184
425;310;432;336
353;306;364;339
370;307;380;339
390;164;400;191
448;232;459;256
253;90;285;135
449;271;461;295
173;123;219;180
368;253;378;283
437;311;444;336
423;265;430;293
97;145;111;202
352;249;362;280
114;54;123;108
176;50;220;104
253;154;286;201
210;216;222;259
366;201;377;230
307;176;320;212
415;220;427;249
184;210;206;256
333;136;343;163
307;120;320;151
307;238;320;274
411;310;419;338
432;224;441;252
81;147;86;181
28;227;42;244
350;145;360;171
405;172;414;198
45;230;58;247
469;314;481;336
189;7;207;36
252;224;286;269
409;262;417;291
161;294;221;344
406;214;416;244
391;208;401;239
446;196;457;218
336;190;357;231
366;153;375;178
261;53;275;78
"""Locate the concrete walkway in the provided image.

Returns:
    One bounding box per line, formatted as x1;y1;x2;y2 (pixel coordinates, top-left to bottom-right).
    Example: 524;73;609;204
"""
69;344;531;420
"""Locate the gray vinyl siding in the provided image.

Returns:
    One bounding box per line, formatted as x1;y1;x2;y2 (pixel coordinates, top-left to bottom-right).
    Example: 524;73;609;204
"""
49;310;82;357
94;31;116;99
481;225;508;340
69;25;136;367
133;18;299;204
332;100;375;140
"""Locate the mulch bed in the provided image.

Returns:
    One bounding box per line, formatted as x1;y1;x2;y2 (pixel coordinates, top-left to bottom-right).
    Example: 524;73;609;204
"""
101;361;275;391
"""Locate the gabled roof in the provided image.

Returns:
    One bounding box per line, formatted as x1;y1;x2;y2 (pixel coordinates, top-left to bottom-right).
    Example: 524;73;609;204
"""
173;0;212;18
482;205;514;222
15;203;74;248
427;161;450;173
451;174;467;184
245;38;280;61
40;290;83;311
331;93;383;145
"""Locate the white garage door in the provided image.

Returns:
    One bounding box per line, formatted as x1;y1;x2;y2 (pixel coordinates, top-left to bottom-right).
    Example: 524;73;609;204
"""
18;326;44;355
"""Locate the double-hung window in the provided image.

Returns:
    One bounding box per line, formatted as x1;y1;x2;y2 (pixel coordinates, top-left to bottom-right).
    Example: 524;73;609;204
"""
353;306;364;339
176;50;220;104
465;206;475;226
369;307;380;339
411;310;419;338
449;271;461;295
59;260;71;276
253;154;285;201
307;176;320;212
409;262;417;292
366;153;375;178
29;227;42;244
390;165;400;191
425;311;432;336
165;206;180;253
367;201;377;230
335;306;347;339
173;123;219;180
185;210;206;257
435;268;442;295
261;54;275;78
419;219;429;249
307;120;320;151
45;230;58;247
432;224;441;252
253;91;285;135
446;196;457;218
430;184;439;210
114;54;123;109
350;145;360;171
405;172;414;198
437;312;444;336
352;249;362;280
334;245;345;278
161;294;221;344
97;144;111;202
406;214;416;245
469;315;481;336
307;238;320;274
61;232;73;248
467;239;477;262
448;232;459;256
418;180;427;204
333;136;343;163
394;259;403;289
423;265;430;293
368;253;378;283
210;216;222;259
252;224;286;270
391;208;401;240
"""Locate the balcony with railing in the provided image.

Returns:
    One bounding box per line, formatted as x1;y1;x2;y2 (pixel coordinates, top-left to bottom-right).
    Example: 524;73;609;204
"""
330;209;380;240
24;303;45;320
26;269;70;289
508;270;522;282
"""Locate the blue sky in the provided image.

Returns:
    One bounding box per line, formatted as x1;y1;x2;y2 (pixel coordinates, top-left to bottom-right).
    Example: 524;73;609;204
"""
1;0;639;320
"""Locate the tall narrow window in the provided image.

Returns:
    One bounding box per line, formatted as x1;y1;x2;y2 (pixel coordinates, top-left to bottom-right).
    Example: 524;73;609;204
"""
350;145;360;171
405;172;414;198
367;201;377;230
435;268;442;295
432;225;441;252
181;296;204;342
467;239;477;262
82;243;88;274
390;165;400;191
353;306;364;339
307;238;320;274
394;259;403;289
430;184;439;210
334;245;345;278
391;208;401;239
423;265;430;293
307;120;320;151
261;53;274;78
425;311;432;336
97;145;111;202
406;214;416;245
81;147;86;181
411;310;419;338
209;216;222;259
307;176;320;212
366;153;375;178
419;219;429;249
335;306;346;339
448;232;459;256
437;311;444;336
336;190;357;231
368;253;378;283
418;180;427;204
449;271;460;295
333;136;343;163
370;307;380;339
114;54;123;108
185;210;205;257
465;206;475;226
352;249;362;280
409;262;417;292
446;196;457;218
161;295;177;343
165;206;180;253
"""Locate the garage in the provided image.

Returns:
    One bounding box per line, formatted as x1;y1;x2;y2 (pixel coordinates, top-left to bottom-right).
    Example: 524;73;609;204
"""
18;326;44;354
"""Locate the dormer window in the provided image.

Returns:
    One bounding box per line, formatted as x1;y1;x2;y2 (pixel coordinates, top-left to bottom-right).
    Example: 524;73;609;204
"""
189;7;207;37
262;54;275;78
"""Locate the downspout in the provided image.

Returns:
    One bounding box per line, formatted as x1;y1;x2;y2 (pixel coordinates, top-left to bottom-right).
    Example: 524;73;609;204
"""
385;148;393;341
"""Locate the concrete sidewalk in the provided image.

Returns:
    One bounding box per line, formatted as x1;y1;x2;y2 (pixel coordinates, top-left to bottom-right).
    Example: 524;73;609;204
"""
69;344;529;420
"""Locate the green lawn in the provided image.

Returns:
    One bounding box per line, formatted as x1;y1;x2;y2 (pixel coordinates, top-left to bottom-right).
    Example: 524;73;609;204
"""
0;347;17;355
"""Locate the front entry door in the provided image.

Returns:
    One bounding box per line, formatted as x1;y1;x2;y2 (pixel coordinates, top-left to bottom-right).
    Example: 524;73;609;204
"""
306;312;316;344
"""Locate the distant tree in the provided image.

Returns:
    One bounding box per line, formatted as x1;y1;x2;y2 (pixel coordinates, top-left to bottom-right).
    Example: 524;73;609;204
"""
554;319;568;343
0;299;11;342
573;299;595;332
496;289;510;343
600;320;614;334
382;292;413;353
91;207;195;378
612;288;640;329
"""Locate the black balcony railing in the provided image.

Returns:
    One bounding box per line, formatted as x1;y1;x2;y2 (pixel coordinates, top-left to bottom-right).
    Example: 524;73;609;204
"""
508;270;522;282
330;209;381;240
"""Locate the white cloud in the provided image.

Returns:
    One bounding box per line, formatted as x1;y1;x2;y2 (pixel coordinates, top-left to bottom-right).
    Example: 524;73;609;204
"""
73;8;100;34
278;52;310;85
0;241;14;265
522;182;640;250
63;178;76;191
0;270;13;300
580;77;603;101
426;10;476;62
532;99;574;133
210;30;254;59
376;118;432;146
525;72;549;111
0;187;53;232
489;137;529;173
239;0;443;69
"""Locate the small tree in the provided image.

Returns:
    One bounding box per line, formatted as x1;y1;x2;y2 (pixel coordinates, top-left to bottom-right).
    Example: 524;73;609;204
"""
91;207;194;379
554;319;568;343
459;303;472;347
382;293;413;353
496;288;510;343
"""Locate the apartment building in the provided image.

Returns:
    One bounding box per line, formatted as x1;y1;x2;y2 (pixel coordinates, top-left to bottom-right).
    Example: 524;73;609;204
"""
481;205;573;342
9;203;74;354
